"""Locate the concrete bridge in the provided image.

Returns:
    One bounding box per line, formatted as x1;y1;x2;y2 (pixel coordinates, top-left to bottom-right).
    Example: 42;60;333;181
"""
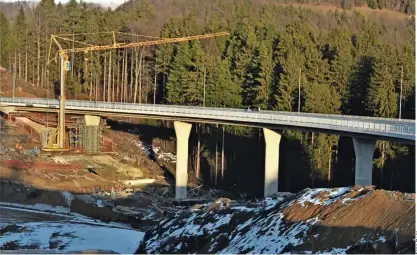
1;97;415;199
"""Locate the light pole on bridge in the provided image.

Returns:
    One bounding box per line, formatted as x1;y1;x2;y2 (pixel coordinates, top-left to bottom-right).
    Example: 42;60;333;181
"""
298;68;301;113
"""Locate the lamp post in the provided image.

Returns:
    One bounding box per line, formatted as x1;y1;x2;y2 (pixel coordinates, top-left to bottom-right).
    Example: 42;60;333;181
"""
298;68;301;113
203;68;206;107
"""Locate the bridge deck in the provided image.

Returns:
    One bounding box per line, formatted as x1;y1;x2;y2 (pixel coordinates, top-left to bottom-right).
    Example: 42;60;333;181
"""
1;97;415;143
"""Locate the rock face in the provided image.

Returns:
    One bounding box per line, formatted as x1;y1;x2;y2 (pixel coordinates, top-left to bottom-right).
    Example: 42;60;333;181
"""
138;187;415;254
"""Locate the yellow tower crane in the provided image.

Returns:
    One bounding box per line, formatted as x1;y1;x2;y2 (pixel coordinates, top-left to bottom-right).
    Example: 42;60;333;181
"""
45;31;229;151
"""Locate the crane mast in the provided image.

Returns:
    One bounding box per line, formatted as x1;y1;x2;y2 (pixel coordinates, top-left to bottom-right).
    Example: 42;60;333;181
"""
46;31;229;150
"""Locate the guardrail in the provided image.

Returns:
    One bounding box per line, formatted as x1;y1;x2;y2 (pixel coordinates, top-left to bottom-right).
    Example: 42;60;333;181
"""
1;97;415;140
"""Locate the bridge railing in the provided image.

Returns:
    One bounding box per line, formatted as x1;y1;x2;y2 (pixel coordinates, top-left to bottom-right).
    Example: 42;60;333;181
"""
1;97;415;138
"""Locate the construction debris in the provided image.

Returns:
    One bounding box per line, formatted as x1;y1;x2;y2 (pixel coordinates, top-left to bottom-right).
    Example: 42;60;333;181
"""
123;179;156;186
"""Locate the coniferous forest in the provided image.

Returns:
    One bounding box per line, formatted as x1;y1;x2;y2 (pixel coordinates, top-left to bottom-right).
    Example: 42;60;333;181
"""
0;0;415;194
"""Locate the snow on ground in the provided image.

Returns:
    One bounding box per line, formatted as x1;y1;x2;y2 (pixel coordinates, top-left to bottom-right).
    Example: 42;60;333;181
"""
132;140;177;163
295;187;365;207
60;191;74;207
0;204;132;229
0;205;144;253
0;202;70;214
219;214;321;254
143;196;322;254
0;222;145;253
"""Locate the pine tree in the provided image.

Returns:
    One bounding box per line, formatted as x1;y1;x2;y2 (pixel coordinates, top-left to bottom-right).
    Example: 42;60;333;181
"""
166;43;192;105
0;11;10;67
325;28;354;108
367;56;398;118
206;58;241;108
183;40;204;105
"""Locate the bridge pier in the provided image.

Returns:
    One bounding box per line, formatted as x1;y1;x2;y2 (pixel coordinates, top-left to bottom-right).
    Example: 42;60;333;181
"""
84;115;101;126
174;121;192;200
263;128;282;197
353;137;376;186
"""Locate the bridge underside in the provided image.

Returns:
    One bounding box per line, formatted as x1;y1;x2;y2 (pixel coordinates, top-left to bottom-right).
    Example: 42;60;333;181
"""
2;107;413;199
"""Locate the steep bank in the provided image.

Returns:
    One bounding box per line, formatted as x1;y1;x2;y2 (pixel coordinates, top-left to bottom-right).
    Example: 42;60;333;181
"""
139;186;415;254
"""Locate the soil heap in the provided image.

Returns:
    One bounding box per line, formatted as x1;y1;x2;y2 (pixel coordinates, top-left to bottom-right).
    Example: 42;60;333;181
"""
138;186;415;254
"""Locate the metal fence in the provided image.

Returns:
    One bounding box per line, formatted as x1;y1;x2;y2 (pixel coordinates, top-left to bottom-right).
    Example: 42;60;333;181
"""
1;97;415;141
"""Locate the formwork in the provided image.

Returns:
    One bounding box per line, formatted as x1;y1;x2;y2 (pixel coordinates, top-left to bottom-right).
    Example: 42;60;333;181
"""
78;119;103;154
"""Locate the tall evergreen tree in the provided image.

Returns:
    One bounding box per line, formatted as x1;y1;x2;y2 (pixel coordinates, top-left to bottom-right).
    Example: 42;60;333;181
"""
367;55;398;118
0;11;10;67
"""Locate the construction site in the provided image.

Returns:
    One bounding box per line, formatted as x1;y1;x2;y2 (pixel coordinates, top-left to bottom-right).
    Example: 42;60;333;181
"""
0;29;415;253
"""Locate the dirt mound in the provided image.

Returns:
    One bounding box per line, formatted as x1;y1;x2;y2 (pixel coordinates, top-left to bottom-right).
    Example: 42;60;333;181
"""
138;187;415;254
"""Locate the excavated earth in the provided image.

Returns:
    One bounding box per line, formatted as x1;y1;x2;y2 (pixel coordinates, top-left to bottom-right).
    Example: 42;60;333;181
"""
138;186;415;254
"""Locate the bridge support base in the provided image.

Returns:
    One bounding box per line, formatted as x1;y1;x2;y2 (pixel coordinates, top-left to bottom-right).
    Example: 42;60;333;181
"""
353;137;376;186
174;121;192;200
263;128;282;197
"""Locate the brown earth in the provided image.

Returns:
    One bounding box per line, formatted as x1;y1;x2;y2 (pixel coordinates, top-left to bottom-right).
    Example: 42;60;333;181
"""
139;187;415;254
283;186;415;253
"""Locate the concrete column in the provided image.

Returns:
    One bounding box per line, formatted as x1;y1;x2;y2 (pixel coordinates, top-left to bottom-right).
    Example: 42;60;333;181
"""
263;128;282;197
353;137;376;186
84;115;101;126
174;121;192;200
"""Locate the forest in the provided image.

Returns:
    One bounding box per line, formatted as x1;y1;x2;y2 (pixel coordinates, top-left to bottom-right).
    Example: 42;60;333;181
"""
0;0;415;194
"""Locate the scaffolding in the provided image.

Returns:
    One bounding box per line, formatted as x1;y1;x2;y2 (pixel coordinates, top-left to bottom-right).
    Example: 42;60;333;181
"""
77;119;103;154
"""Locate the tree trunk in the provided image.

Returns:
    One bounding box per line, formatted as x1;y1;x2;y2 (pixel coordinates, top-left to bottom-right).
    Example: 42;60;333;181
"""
221;126;225;180
40;65;44;88
71;31;74;78
138;47;145;104
328;144;332;186
95;77;98;101
154;67;157;104
122;49;128;102
117;58;120;102
89;78;93;101
18;51;21;78
133;48;139;103
108;51;112;102
103;55;107;101
112;66;115;102
121;56;124;102
119;57;125;102
380;142;385;188
124;49;128;102
196;124;201;178
130;50;134;102
32;59;35;85
25;46;28;81
37;35;40;86
215;125;218;185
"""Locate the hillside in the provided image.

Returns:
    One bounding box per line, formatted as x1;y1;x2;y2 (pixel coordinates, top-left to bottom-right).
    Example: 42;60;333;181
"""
138;186;415;254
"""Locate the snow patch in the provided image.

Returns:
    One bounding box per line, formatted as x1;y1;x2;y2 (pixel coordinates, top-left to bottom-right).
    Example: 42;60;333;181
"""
0;202;70;214
133;140;176;163
145;195;322;254
297;187;352;207
0;222;145;254
60;191;74;207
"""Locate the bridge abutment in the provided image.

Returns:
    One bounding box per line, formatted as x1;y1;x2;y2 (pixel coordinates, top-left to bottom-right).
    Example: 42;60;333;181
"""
263;128;282;197
353;137;376;186
174;121;192;200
